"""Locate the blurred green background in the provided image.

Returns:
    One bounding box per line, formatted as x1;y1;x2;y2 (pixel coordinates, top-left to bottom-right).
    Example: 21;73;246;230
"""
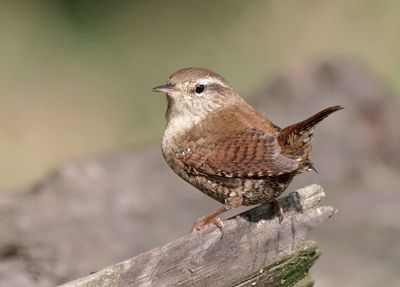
1;0;399;188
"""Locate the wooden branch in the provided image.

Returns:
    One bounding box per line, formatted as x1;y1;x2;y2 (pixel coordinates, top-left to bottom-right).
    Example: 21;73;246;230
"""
60;184;335;287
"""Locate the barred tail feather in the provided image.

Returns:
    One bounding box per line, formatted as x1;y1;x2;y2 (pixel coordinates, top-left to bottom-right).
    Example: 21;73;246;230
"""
278;105;343;144
278;105;343;172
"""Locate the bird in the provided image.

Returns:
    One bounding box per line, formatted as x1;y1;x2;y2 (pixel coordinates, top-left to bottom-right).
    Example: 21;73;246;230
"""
152;67;343;238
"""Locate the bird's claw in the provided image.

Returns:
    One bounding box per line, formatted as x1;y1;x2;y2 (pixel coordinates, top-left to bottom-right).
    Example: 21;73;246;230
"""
273;199;284;224
191;216;225;239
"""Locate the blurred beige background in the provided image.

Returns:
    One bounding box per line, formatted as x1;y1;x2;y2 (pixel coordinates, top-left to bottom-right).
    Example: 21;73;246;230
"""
1;2;400;287
1;0;400;189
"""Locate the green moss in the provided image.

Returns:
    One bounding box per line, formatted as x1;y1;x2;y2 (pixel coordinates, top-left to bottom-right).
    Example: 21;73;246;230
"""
236;242;320;287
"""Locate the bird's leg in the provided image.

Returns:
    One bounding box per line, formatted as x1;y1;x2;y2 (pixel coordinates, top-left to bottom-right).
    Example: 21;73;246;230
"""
191;195;242;238
272;199;284;223
191;206;227;235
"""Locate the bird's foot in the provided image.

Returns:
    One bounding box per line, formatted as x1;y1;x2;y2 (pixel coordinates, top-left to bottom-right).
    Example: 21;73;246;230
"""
191;215;225;239
190;195;242;239
272;199;284;223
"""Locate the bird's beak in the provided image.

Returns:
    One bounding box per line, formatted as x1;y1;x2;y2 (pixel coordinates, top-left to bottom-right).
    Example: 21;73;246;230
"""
152;83;176;94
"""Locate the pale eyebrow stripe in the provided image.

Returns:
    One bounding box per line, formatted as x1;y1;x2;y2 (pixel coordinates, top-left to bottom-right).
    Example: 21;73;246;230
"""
199;77;228;88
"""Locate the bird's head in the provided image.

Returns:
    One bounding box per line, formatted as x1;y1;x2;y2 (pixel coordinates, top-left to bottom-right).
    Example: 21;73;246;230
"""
152;67;242;124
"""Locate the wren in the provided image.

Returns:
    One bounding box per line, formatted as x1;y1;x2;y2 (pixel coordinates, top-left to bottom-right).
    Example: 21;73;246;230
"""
152;67;343;237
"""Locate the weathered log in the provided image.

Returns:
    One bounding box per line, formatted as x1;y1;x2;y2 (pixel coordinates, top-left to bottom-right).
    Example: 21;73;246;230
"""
60;184;335;287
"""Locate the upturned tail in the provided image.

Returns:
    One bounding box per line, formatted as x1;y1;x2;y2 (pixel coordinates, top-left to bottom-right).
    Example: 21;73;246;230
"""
278;105;343;172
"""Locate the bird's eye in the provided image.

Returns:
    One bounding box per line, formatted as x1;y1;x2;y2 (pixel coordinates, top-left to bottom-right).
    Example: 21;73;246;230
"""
195;84;206;94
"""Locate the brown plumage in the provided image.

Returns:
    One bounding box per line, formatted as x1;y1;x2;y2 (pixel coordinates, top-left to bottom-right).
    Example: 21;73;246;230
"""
152;67;343;237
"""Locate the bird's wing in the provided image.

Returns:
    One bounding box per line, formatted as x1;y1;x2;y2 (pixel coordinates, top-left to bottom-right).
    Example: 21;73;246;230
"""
182;128;298;179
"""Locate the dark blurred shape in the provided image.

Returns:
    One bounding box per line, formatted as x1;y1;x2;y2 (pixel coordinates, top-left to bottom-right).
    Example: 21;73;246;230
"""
256;58;400;171
0;59;399;287
52;0;129;30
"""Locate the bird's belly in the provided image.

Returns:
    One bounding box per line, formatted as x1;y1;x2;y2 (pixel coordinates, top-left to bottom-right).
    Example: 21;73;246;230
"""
168;161;293;206
192;176;293;206
162;145;294;206
239;176;293;205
